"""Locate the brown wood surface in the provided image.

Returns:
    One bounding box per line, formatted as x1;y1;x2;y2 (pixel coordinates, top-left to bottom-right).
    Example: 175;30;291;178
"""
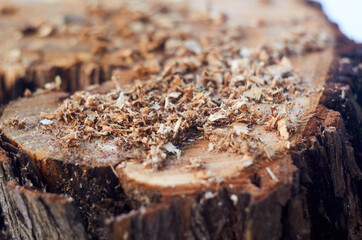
0;147;87;239
0;0;361;240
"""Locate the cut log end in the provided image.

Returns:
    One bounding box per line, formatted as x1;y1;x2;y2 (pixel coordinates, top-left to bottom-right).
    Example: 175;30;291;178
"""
0;0;361;239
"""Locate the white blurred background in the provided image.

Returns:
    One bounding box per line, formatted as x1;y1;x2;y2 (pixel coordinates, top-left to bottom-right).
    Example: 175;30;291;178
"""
317;0;362;43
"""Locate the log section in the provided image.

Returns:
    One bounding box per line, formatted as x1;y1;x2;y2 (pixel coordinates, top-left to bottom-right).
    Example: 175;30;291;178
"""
0;0;361;239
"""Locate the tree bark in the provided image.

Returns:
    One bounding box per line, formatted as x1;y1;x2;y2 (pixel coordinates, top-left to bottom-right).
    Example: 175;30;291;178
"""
0;0;361;240
0;148;87;240
109;37;362;240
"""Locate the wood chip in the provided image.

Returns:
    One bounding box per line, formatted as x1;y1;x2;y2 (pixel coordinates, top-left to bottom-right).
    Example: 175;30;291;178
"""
277;118;289;140
163;142;181;159
266;167;279;182
264;145;275;159
36;1;330;170
39;119;53;125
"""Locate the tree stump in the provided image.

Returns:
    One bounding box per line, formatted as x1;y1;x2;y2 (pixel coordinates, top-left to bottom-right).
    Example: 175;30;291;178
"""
0;0;361;239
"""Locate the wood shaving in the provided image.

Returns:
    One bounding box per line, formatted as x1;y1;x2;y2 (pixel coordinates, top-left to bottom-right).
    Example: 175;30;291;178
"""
266;167;279;183
277;118;289;140
3;116;27;130
230;194;238;206
39;119;53;125
163;142;181;160
45;75;62;90
24;89;32;98
37;1;330;170
185;158;205;170
264;145;275;159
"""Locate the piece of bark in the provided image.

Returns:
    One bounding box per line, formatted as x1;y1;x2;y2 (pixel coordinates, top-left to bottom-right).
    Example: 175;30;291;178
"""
110;159;306;240
0;0;361;240
295;34;362;239
0;148;87;240
0;181;87;240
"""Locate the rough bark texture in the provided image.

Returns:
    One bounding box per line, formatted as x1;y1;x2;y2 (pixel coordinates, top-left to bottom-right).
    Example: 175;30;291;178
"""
0;1;361;240
108;5;362;240
295;32;362;239
0;133;131;239
110;183;311;240
107;60;362;240
0;57;106;105
0;148;87;240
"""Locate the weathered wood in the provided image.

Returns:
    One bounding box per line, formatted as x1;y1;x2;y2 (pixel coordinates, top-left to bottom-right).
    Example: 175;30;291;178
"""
0;112;131;239
0;148;87;240
110;163;307;240
108;31;362;240
0;0;361;240
109;2;362;240
0;0;139;104
108;44;362;240
296;32;362;239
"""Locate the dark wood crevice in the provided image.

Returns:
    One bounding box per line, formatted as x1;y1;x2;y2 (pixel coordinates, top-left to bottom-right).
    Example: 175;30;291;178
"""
0;135;45;189
0;61;107;105
0;134;133;239
0;147;87;239
292;26;362;239
249;173;262;188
